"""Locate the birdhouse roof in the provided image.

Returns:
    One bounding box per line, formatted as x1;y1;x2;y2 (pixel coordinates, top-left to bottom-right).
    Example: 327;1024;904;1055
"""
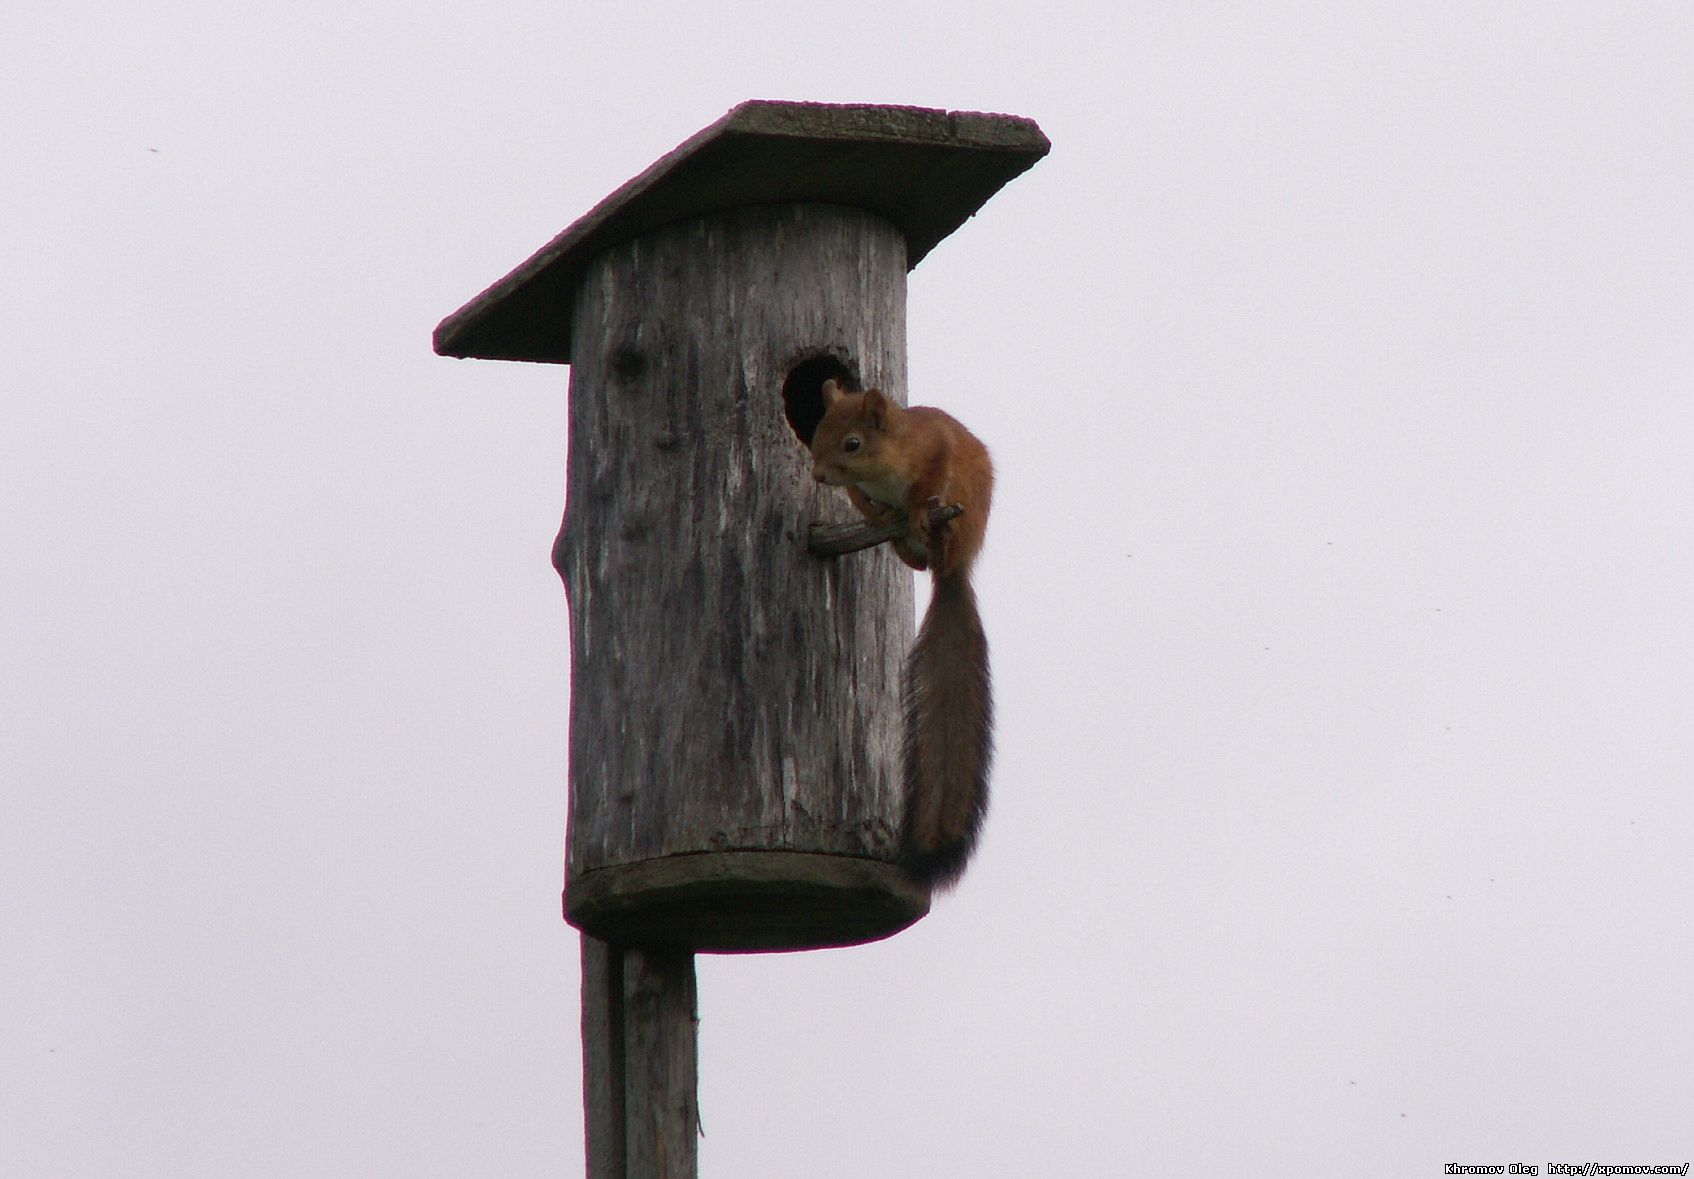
433;100;1050;363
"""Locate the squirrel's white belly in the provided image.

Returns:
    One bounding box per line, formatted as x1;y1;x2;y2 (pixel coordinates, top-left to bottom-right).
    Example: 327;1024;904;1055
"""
854;471;912;510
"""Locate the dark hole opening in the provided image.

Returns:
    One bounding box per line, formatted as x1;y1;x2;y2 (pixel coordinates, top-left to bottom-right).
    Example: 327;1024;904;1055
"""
782;355;857;449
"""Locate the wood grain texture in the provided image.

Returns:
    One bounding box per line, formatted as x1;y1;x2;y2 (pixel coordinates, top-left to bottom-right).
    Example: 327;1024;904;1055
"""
580;937;699;1179
580;937;626;1179
557;202;925;950
620;946;697;1179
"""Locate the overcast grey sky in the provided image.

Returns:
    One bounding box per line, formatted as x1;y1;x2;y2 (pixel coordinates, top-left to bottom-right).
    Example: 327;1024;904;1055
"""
5;2;1692;1176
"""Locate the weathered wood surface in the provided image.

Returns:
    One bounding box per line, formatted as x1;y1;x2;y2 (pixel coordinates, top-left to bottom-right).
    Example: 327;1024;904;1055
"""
567;851;926;951
580;937;626;1179
580;937;698;1179
432;100;1051;363
621;946;698;1178
556;202;928;951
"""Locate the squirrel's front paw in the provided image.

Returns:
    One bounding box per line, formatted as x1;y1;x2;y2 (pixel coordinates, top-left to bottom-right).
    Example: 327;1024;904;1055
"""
914;495;960;559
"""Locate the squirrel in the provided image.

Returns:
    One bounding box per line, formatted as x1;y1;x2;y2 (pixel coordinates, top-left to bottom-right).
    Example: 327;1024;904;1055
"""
809;379;994;889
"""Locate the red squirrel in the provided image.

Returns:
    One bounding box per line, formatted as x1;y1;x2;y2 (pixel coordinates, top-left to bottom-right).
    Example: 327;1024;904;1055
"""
809;379;994;889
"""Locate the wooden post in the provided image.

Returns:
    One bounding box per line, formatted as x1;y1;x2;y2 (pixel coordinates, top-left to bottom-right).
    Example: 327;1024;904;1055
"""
581;938;697;1179
434;100;1049;1179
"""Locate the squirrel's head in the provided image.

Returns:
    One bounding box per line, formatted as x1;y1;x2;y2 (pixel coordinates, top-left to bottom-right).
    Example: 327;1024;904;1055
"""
810;380;896;487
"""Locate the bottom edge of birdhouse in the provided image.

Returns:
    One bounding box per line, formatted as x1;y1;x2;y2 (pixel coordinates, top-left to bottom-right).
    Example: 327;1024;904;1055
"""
564;850;930;954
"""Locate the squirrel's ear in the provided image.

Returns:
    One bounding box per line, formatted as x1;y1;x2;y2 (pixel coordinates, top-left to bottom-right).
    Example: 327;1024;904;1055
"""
820;379;843;406
863;387;890;429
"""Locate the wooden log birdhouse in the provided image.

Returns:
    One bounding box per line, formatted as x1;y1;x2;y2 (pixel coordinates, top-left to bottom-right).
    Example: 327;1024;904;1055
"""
434;100;1049;954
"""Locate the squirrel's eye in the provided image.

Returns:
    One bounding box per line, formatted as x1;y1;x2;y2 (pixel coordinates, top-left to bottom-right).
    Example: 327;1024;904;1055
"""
843;436;862;453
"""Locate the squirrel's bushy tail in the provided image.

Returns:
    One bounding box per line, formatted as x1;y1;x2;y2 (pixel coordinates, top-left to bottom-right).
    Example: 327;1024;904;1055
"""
899;571;993;889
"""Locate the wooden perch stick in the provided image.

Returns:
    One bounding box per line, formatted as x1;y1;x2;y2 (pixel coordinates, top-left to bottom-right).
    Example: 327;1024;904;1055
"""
807;501;964;559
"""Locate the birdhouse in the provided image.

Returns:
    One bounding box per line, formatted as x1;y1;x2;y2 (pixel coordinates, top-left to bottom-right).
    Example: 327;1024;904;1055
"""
435;101;1048;953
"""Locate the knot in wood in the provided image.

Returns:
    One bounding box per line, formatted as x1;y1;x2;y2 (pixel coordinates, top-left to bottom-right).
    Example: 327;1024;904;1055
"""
608;342;648;383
